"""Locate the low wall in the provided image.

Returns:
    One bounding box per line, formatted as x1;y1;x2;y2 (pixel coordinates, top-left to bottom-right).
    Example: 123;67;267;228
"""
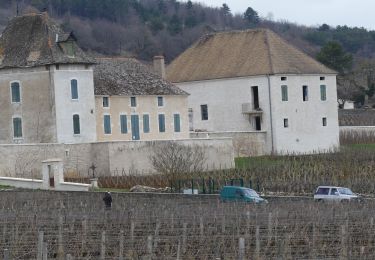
340;126;375;133
0;177;43;189
190;131;268;157
0;138;234;178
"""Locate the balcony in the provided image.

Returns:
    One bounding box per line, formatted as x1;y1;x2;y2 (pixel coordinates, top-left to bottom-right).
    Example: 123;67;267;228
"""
242;103;263;115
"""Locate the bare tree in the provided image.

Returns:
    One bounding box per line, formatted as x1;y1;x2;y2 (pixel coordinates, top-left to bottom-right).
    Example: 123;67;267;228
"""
149;141;207;183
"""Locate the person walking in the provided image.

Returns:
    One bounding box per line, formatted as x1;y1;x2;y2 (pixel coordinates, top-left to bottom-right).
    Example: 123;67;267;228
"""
103;191;112;209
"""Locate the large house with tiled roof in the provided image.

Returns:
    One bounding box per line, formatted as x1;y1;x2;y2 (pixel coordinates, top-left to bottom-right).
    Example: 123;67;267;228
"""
0;12;97;144
94;58;189;141
167;29;340;154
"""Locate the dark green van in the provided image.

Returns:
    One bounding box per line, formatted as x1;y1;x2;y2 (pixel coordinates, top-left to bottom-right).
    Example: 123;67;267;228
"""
220;186;267;204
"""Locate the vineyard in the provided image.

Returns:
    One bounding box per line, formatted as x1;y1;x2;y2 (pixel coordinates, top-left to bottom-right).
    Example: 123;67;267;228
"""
0;190;375;259
67;144;375;196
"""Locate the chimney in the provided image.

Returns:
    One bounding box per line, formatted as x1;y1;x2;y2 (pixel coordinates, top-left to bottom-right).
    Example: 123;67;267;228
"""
153;56;166;79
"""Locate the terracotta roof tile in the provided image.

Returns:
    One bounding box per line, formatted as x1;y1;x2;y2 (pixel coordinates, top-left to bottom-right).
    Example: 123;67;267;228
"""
167;29;336;83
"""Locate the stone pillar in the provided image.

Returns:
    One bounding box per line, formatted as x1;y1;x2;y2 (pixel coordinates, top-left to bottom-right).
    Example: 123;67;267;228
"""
42;159;63;190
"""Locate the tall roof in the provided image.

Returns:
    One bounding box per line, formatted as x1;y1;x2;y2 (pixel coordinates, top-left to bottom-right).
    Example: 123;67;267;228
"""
167;29;336;83
0;13;94;69
94;58;188;96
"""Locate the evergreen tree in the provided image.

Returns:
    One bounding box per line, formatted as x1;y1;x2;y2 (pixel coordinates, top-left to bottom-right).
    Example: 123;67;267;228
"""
316;41;353;74
244;7;259;25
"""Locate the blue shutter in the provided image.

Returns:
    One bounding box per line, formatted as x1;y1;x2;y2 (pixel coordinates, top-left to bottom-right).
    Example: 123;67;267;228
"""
120;115;127;134
13;117;22;138
143;114;150;133
71;79;78;99
104;115;111;134
281;85;288;101
158;114;165;132
11;82;20;103
73;114;80;134
174;114;181;132
320;85;327;101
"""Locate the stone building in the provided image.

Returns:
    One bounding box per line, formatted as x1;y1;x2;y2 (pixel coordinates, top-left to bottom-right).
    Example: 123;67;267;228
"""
94;58;189;141
0;13;97;144
167;29;340;155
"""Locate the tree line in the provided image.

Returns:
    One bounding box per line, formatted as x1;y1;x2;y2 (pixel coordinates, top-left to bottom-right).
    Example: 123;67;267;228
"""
1;0;375;104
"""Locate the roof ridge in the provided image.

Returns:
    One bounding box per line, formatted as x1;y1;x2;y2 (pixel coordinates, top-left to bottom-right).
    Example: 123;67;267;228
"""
264;29;275;75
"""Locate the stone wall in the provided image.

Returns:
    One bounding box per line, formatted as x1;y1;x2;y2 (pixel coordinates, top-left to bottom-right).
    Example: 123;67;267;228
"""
0;138;234;178
190;132;267;157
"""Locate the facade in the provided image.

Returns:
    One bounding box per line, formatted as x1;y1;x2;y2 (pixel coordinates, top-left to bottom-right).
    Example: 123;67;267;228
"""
0;13;96;144
94;58;189;141
167;29;340;154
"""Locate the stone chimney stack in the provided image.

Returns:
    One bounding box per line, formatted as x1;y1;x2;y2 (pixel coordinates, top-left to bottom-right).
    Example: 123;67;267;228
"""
153;56;166;79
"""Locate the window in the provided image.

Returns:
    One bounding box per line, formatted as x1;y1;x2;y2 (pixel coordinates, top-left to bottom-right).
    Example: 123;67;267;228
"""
188;108;194;131
102;97;109;108
330;188;338;195
281;85;288;101
315;187;329;195
255;116;261;131
320;85;327;101
104;115;111;134
143;114;150;133
320;76;325;81
158;114;165;132
130;97;137;107
73;114;80;135
322;117;327;126
302;85;308;101
71;79;78;100
174;114;181;132
157;96;164;107
281;76;287;81
283;118;289;128
11;82;21;103
120;115;127;134
13;117;22;138
201;105;208;120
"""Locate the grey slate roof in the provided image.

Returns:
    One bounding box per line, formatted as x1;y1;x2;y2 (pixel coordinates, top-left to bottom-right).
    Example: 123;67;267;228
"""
0;13;94;69
94;58;188;96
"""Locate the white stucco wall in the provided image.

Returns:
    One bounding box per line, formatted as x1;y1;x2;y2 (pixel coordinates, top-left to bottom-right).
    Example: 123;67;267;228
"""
269;74;339;154
176;74;339;155
176;76;273;154
53;64;97;143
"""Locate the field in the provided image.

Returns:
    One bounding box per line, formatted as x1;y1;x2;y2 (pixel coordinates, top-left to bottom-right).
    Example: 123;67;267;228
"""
68;144;375;197
1;190;375;259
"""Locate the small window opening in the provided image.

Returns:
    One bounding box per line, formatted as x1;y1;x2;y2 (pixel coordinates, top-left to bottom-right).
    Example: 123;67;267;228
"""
281;76;287;81
252;86;259;109
303;85;308;101
284;118;289;128
201;105;208;120
320;76;325;81
322;117;327;126
255;116;261;131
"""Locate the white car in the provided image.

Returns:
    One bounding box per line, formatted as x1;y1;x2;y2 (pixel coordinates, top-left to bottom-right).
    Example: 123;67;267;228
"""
314;186;361;202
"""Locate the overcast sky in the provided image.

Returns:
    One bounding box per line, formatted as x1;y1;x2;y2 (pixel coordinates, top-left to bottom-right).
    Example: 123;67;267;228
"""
195;0;375;30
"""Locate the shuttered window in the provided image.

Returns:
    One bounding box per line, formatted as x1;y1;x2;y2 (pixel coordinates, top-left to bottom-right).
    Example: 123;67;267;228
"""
71;79;78;100
13;117;22;138
281;85;288;101
158;114;165;133
320;85;327;101
143;114;150;133
120;115;127;134
174;114;181;132
11;82;21;103
73;114;80;134
104;115;111;134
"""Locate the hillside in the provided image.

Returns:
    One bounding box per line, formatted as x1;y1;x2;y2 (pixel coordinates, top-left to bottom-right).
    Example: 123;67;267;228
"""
1;0;375;105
